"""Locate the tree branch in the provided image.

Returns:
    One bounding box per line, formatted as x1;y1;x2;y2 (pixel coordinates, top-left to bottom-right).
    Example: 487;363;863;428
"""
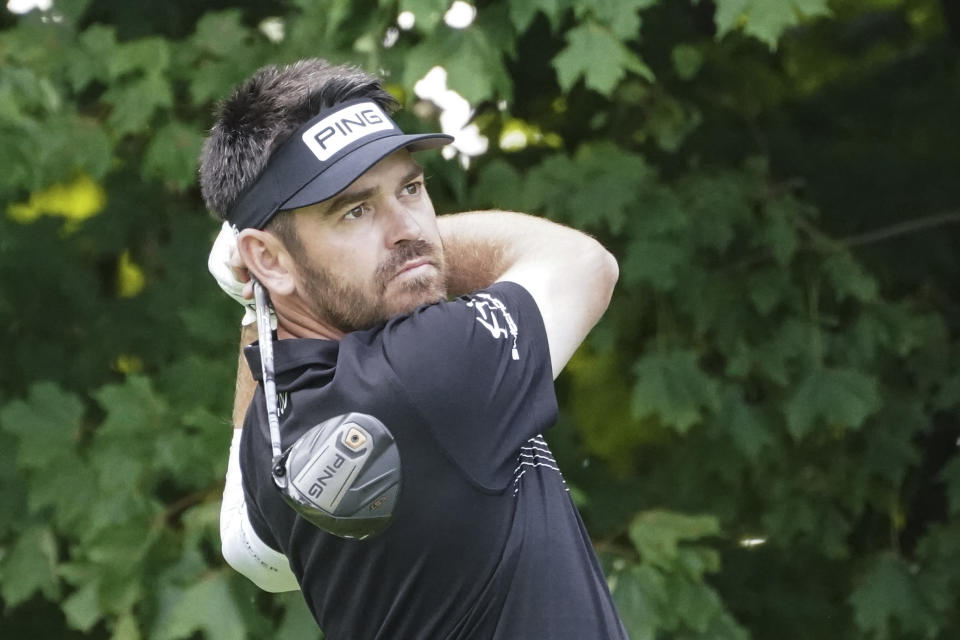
840;210;960;248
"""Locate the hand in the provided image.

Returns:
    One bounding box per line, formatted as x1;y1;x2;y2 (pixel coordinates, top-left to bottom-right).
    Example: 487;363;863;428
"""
208;221;258;325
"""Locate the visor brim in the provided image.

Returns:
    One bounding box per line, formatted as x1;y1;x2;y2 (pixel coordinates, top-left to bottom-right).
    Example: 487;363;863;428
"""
279;132;453;211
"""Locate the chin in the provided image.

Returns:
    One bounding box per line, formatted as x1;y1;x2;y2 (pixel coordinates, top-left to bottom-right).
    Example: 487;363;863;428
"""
388;279;447;316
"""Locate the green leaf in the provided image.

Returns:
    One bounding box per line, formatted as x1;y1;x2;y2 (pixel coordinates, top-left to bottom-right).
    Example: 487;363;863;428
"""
714;0;831;49
153;572;246;640
822;252;878;303
192;10;250;57
69;24;117;89
110;37;170;79
606;562;663;640
671;44;704;81
573;0;657;40
523;142;652;233
746;269;793;316
0;525;60;606
621;238;688;290
849;552;938;640
712;388;774;460
443;31;513;104
628;509;720;570
104;73;173;137
509;0;564;33
399;0;449;34
785;367;880;439
188;59;253;106
469;159;524;209
404;29;512;103
642;94;702;152
111;613;141;640
93;376;168;438
632;350;720;433
143;120;203;192
0;382;83;470
26;452;98;530
63;580;102;632
553;22;654;95
726;318;816;385
275;591;325;640
759;198;799;266
665;570;724;631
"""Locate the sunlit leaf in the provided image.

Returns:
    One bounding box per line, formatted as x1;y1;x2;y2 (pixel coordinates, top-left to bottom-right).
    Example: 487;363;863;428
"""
0;525;60;606
572;0;657;40
509;0;563;33
714;0;831;49
629;510;721;570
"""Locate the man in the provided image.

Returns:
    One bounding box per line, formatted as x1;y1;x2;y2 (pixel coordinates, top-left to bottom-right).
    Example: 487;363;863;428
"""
201;58;625;638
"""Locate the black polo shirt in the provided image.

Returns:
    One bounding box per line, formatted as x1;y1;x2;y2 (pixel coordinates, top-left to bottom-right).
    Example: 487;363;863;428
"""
240;281;627;639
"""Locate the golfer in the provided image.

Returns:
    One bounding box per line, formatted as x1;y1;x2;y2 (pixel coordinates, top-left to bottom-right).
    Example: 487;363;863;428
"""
201;58;626;639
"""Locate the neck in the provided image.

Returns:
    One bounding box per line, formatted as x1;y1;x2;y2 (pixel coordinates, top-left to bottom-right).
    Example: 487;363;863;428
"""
273;296;344;341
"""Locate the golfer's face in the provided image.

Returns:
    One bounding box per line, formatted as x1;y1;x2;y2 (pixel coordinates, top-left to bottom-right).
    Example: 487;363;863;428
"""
289;150;447;332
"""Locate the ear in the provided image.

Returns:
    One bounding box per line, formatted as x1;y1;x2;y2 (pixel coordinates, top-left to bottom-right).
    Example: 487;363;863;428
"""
236;229;297;297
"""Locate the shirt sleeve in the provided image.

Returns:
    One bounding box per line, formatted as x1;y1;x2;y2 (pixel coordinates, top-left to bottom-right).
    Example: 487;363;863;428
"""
381;281;558;491
220;428;300;593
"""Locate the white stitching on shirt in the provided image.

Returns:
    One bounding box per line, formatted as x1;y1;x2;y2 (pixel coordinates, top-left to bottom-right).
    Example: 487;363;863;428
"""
513;434;568;496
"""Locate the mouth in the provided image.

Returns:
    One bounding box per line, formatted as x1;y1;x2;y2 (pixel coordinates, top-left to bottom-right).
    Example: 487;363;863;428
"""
393;258;434;280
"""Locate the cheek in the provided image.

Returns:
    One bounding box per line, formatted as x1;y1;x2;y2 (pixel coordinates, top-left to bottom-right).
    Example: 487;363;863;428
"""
413;205;440;243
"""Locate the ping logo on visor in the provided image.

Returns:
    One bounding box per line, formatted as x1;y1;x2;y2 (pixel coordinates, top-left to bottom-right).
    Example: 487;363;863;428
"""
301;102;393;162
225;98;452;231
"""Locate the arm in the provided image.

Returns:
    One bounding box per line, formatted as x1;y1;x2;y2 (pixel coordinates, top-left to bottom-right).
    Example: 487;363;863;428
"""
439;211;618;379
210;225;299;590
220;323;300;592
232;323;258;430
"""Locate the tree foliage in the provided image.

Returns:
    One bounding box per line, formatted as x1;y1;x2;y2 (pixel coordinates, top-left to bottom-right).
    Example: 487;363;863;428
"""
1;0;958;637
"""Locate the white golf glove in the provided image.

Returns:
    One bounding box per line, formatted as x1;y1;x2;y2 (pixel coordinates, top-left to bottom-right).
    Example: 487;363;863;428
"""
208;221;275;327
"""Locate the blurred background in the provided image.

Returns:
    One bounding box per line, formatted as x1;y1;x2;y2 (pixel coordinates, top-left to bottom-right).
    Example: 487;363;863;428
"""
1;0;958;638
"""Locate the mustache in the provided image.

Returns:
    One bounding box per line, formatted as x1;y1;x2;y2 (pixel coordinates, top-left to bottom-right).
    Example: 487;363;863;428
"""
375;239;439;284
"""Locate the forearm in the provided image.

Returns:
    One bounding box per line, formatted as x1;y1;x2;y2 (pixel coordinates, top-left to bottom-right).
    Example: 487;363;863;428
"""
439;210;554;296
439;211;510;296
438;210;618;378
232;323;258;428
438;210;613;294
222;324;299;591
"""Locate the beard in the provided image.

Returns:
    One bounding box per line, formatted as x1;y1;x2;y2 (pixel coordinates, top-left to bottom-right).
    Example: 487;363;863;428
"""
298;239;448;334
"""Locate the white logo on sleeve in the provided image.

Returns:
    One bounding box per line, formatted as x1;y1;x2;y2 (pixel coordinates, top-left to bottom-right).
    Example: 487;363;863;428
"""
466;293;520;360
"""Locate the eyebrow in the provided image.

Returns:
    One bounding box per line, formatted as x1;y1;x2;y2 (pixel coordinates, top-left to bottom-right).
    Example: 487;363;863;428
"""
321;162;425;217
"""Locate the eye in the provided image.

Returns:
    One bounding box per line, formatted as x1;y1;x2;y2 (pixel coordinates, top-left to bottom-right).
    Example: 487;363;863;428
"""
402;181;423;196
343;204;368;220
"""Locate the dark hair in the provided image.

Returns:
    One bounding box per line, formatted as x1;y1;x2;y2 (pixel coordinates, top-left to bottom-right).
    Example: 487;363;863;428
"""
198;58;397;224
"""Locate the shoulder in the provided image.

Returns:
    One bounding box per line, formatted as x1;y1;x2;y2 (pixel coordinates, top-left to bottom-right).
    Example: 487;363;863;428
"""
381;281;544;350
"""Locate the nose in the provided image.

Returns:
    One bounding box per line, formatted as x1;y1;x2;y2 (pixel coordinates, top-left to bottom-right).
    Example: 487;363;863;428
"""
383;201;423;246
